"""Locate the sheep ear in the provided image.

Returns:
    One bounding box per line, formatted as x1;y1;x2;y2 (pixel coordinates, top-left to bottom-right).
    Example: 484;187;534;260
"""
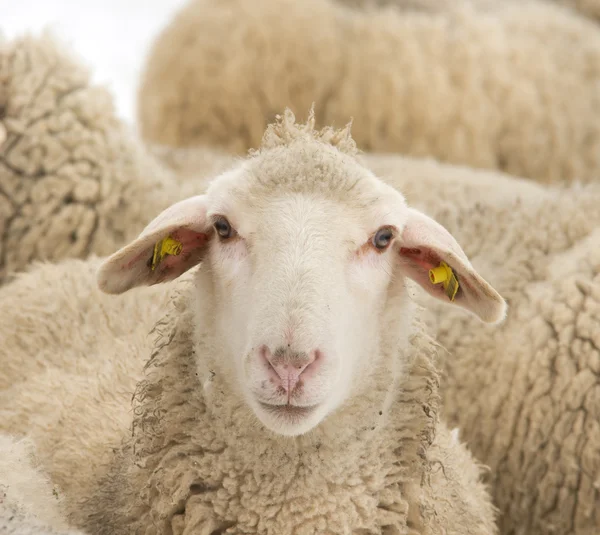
396;208;507;324
97;196;211;294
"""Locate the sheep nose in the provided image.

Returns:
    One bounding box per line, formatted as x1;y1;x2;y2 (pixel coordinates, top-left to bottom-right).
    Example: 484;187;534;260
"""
260;346;320;393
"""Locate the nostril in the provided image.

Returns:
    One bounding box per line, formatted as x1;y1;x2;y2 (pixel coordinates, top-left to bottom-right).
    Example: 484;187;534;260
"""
260;345;279;378
297;349;321;378
296;349;319;374
259;345;270;362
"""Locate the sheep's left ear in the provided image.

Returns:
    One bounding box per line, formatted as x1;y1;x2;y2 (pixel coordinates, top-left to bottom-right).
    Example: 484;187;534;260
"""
396;208;507;324
97;195;211;294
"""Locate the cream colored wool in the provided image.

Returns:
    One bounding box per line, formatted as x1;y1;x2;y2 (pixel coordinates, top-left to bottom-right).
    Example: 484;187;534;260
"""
0;34;232;285
340;0;600;21
138;0;600;184
0;114;500;535
363;155;600;535
81;294;496;535
0;258;182;522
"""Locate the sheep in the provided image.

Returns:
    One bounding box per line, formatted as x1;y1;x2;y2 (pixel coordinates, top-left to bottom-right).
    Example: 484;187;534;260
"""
363;154;600;535
144;129;600;534
0;111;507;535
0;33;232;285
137;0;600;184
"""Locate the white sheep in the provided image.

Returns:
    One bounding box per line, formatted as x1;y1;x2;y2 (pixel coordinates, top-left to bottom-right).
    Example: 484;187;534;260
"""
150;135;600;534
137;0;600;184
1;111;506;534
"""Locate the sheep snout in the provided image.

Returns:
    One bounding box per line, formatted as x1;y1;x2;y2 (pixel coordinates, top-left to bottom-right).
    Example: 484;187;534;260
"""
260;346;321;398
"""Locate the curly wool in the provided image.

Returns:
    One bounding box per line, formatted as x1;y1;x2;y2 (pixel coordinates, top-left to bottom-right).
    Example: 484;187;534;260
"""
138;0;600;184
364;154;600;535
0;33;233;285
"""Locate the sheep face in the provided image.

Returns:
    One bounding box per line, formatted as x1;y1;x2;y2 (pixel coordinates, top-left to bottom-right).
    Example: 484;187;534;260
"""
98;140;506;437
199;183;410;436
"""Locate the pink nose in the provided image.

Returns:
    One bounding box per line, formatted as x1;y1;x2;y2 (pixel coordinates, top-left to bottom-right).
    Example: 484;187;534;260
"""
260;346;321;394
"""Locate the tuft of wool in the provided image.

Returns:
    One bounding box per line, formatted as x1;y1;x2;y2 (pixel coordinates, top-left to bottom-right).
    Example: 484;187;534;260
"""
256;107;358;157
138;0;600;184
0;257;176;501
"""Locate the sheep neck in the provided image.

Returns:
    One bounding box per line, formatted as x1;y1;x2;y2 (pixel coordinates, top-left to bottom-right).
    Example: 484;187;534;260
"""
117;285;439;533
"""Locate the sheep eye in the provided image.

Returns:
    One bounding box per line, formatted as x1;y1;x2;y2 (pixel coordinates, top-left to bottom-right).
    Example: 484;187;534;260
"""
372;227;394;250
214;217;234;239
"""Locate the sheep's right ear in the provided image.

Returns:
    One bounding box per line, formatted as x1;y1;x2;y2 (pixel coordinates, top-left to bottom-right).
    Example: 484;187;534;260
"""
97;195;211;294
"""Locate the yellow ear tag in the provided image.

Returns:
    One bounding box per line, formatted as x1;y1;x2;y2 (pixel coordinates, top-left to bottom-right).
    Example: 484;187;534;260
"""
428;261;460;302
151;236;183;271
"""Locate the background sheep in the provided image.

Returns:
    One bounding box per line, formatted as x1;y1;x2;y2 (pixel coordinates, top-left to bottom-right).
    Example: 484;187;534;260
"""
365;155;600;535
339;0;600;22
0;33;232;285
137;0;600;184
1;113;506;535
0;256;182;526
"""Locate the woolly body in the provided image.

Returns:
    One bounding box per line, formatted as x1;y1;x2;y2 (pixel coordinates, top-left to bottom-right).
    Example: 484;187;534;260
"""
0;34;231;285
138;0;600;184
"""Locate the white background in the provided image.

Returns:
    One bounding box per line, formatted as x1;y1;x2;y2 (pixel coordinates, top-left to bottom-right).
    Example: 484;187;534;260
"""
1;0;188;123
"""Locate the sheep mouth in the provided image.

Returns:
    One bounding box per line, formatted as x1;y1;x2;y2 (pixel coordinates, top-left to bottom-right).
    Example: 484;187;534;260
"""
258;402;319;419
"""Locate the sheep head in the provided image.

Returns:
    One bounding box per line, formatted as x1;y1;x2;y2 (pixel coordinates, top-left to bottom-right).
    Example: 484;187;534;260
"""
97;111;506;437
